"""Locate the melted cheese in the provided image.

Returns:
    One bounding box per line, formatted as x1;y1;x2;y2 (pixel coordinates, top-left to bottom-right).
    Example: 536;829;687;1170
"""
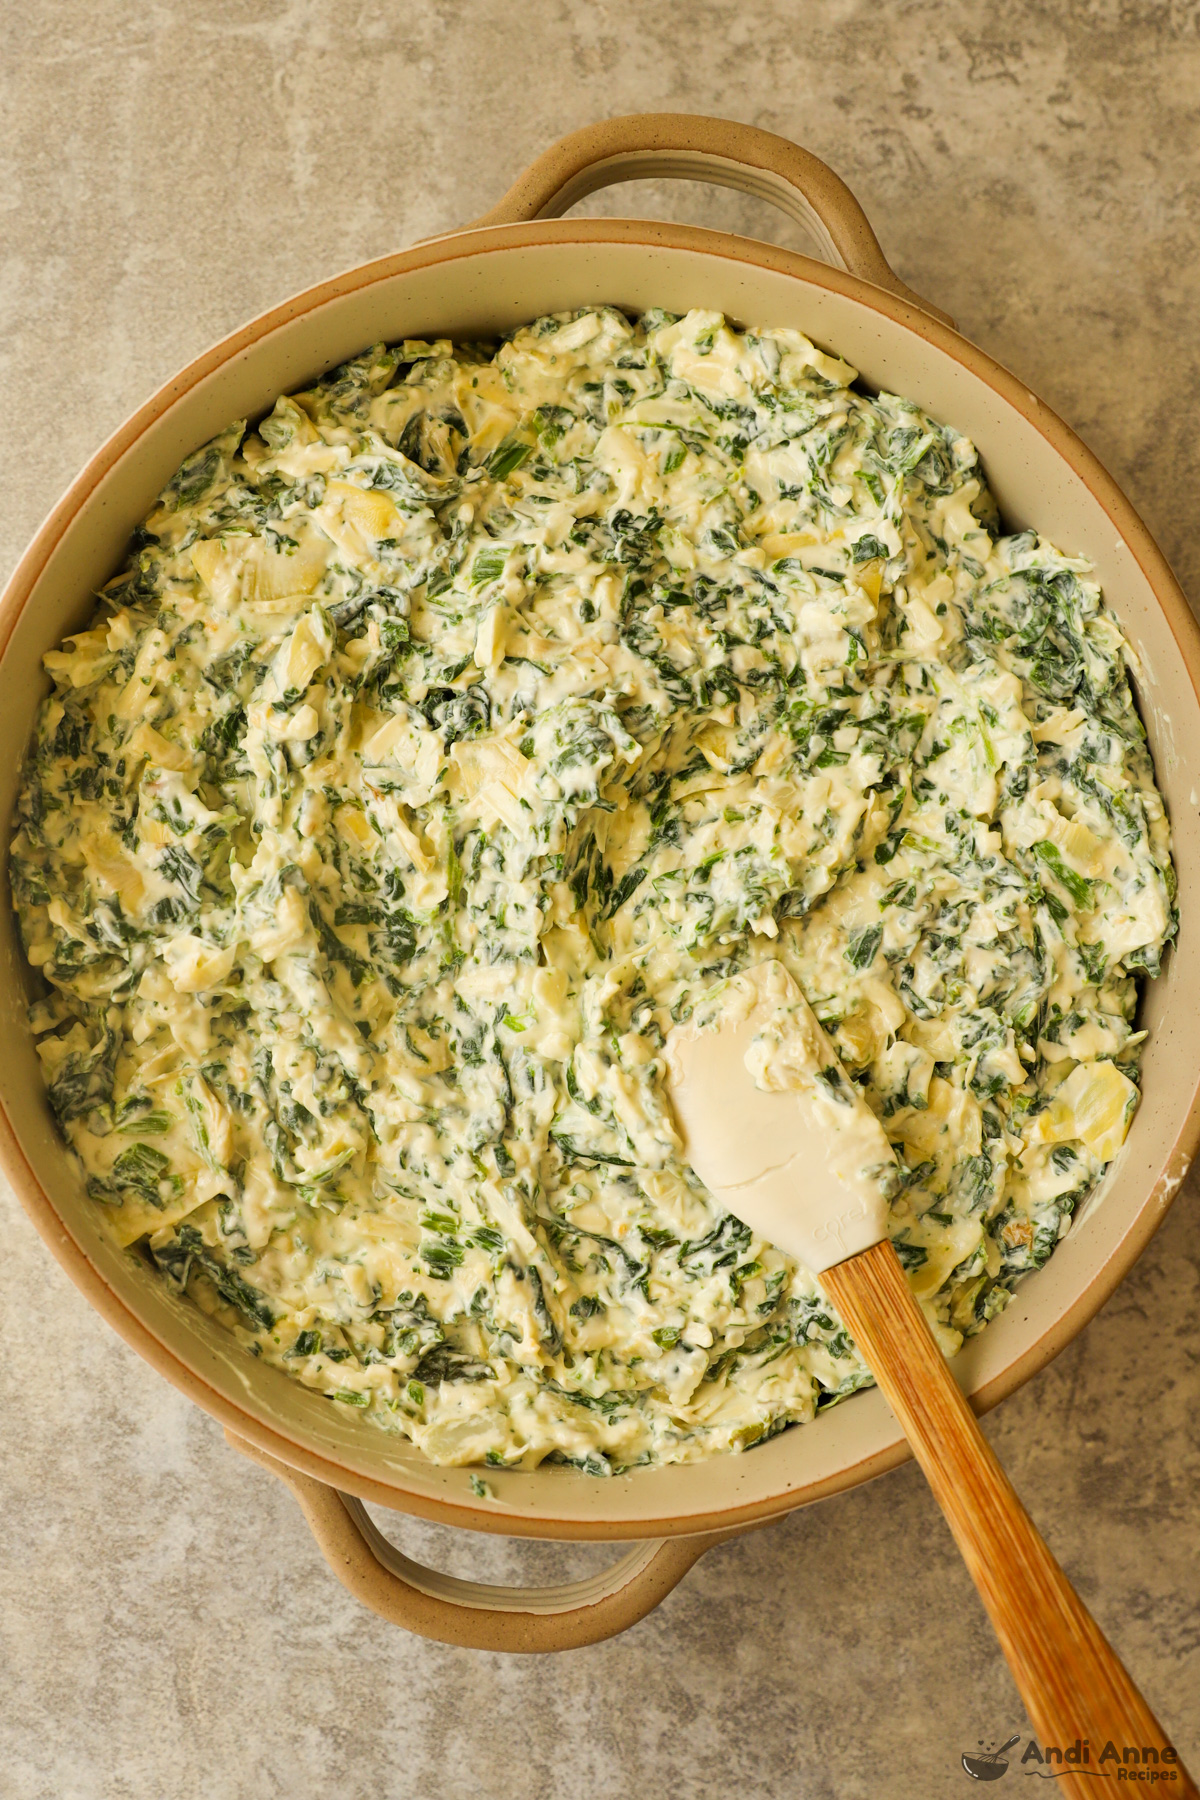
10;307;1175;1473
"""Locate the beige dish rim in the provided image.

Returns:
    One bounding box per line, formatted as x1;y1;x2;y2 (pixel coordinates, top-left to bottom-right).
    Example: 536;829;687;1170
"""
3;209;1200;1546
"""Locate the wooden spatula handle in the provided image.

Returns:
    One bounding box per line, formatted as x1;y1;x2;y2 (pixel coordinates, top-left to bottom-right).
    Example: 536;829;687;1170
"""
823;1239;1195;1794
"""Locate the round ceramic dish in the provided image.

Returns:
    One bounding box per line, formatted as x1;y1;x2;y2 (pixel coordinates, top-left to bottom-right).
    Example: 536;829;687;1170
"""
3;115;1198;1653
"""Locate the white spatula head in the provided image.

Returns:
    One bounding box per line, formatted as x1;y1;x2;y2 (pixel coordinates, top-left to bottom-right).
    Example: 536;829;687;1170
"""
664;961;896;1275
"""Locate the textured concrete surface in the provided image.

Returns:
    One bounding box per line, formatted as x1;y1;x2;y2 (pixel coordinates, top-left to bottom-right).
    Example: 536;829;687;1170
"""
2;4;1199;1796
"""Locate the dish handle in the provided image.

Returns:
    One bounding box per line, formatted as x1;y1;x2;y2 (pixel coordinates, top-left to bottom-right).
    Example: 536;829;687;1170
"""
226;1429;745;1652
469;112;954;328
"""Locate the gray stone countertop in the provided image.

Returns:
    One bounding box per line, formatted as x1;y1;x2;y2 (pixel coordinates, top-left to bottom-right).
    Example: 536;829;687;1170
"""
1;4;1197;1795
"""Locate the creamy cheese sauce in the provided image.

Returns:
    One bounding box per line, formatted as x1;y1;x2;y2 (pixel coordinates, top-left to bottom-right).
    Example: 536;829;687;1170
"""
11;307;1175;1472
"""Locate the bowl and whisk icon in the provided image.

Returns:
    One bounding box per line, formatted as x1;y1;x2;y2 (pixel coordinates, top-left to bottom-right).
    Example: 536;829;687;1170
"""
963;1735;1022;1780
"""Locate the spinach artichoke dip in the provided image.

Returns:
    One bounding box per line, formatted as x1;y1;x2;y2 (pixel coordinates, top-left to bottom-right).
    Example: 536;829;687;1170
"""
11;307;1175;1474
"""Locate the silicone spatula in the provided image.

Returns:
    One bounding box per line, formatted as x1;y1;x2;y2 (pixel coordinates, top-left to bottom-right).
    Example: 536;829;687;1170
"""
665;962;1194;1794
